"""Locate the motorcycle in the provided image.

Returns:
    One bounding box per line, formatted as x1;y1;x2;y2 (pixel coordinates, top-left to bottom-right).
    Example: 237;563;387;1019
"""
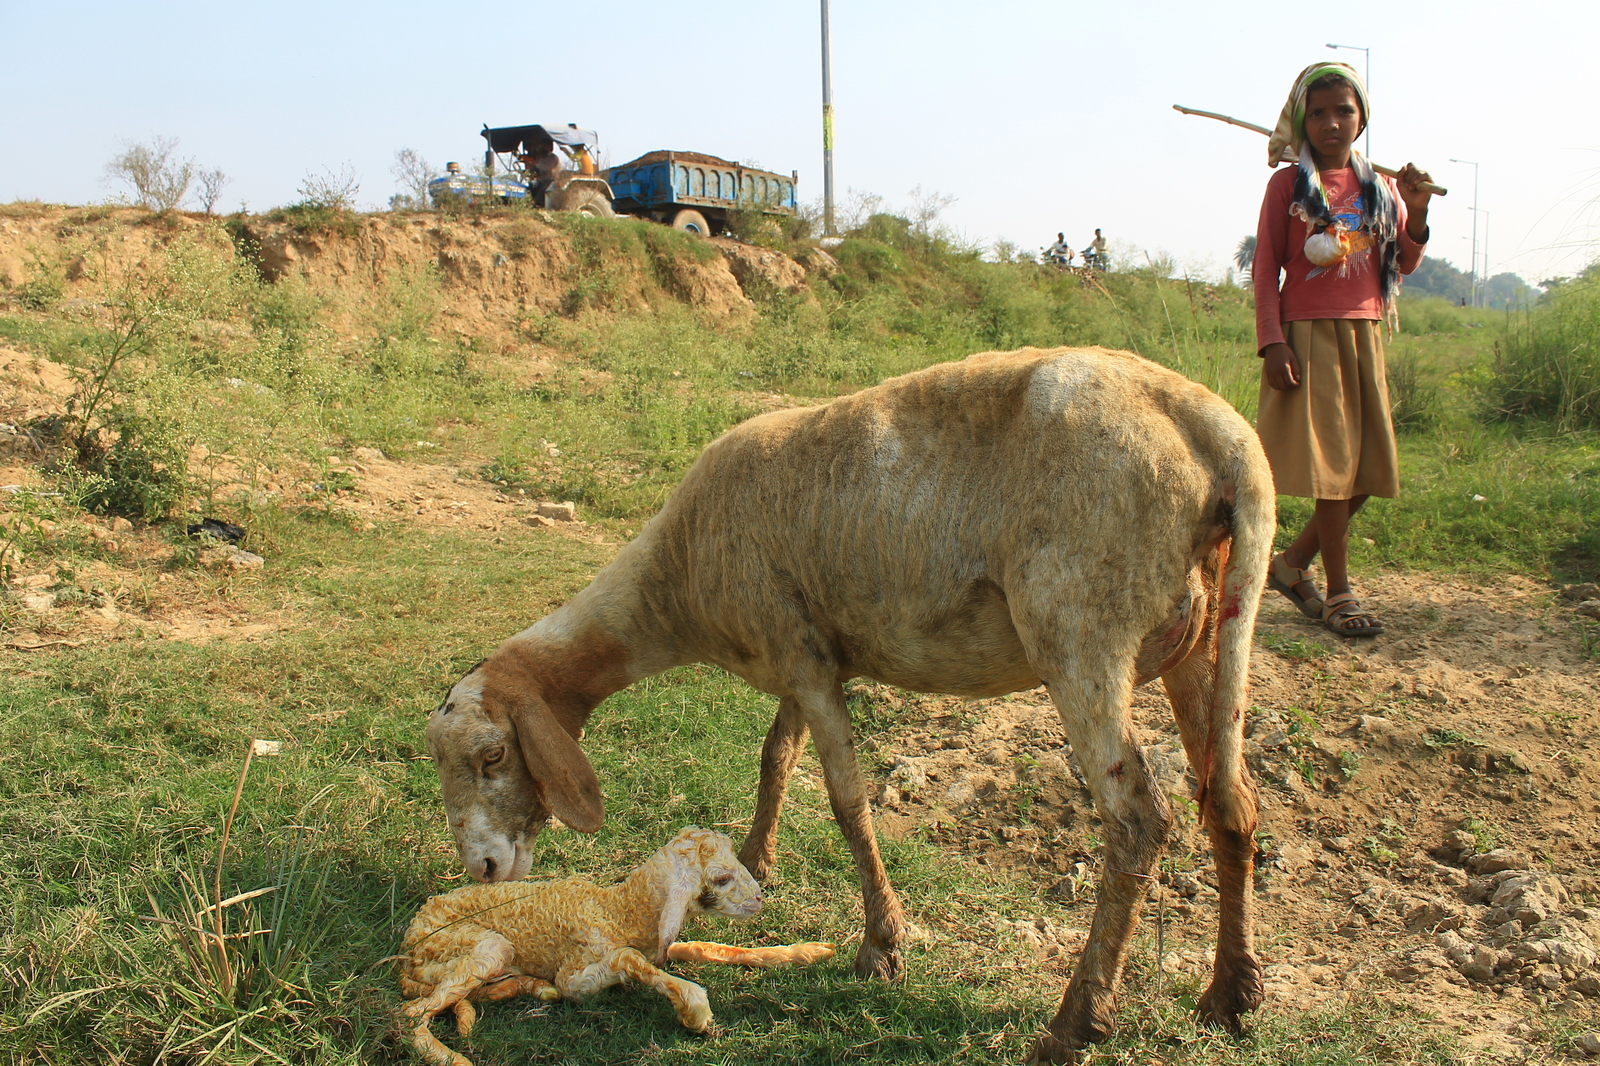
1041;245;1076;269
1081;248;1110;272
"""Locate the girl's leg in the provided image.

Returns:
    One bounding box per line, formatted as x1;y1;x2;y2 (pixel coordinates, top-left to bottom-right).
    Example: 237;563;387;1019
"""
1281;495;1368;586
1286;496;1380;635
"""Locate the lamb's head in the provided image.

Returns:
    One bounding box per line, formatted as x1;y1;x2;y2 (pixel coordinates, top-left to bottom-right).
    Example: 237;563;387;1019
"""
425;663;604;882
651;828;765;962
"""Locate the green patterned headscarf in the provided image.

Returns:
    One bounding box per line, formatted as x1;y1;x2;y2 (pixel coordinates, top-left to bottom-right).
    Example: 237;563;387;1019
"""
1266;62;1370;166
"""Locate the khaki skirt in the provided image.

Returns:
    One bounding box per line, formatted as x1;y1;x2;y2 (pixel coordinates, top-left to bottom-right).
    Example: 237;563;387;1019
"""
1256;319;1399;500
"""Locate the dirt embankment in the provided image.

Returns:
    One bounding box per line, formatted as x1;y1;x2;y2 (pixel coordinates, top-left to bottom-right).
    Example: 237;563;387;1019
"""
0;205;820;343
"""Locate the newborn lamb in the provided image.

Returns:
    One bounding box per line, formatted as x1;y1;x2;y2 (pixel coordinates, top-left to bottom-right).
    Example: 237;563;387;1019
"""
398;827;833;1066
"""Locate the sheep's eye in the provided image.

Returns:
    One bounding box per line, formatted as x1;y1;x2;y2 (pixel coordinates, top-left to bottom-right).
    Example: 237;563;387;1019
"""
713;873;734;887
482;746;505;767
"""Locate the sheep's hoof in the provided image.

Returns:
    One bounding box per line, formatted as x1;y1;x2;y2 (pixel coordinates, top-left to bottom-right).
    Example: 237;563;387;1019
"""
736;847;774;882
852;942;904;981
1026;1032;1086;1064
1196;955;1264;1034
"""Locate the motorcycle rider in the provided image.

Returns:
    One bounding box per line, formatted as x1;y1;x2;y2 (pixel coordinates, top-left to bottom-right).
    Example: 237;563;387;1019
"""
1083;228;1109;269
1045;232;1074;266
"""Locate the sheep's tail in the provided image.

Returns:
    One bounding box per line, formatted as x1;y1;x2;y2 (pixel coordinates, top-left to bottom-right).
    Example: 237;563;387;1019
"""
1195;439;1274;831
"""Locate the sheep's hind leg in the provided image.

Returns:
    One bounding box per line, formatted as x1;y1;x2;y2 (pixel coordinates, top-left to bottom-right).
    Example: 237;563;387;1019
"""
1034;673;1173;1064
1162;647;1263;1033
739;694;809;881
800;681;908;981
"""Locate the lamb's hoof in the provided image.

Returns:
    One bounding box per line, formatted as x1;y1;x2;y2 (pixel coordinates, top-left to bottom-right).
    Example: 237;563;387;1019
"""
679;986;714;1032
536;985;561;1003
853;941;904;981
1196;958;1264;1035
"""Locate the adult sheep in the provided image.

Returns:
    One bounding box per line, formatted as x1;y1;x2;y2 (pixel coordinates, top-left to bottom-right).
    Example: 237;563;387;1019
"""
426;346;1273;1062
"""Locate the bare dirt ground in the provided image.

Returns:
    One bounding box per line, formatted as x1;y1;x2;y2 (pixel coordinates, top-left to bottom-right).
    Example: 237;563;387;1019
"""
6;345;1600;1058
852;574;1600;1061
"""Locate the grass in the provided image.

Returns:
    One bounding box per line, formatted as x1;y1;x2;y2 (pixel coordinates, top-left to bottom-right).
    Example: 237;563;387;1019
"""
0;511;1478;1065
2;201;1590;1063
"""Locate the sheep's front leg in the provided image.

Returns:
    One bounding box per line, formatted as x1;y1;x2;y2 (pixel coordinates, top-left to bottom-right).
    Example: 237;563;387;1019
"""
1035;676;1172;1064
739;694;809;881
572;947;710;1030
800;682;908;981
402;933;516;1066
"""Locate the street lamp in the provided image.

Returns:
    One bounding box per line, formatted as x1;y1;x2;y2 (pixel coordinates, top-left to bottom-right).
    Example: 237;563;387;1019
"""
1450;158;1480;307
1325;43;1370;158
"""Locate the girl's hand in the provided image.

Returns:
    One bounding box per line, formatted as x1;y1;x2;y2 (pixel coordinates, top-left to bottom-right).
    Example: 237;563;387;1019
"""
1262;342;1301;390
1396;163;1434;238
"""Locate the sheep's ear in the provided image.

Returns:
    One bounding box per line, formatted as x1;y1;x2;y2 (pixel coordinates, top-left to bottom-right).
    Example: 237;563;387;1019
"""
508;699;605;833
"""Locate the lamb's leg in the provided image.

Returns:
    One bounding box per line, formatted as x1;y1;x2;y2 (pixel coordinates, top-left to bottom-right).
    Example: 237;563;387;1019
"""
1163;643;1263;1033
668;940;836;967
739;694;809;880
401;933;515;1066
454;973;559;1038
1034;673;1173;1064
599;947;714;1031
799;681;908;980
469;972;559;1008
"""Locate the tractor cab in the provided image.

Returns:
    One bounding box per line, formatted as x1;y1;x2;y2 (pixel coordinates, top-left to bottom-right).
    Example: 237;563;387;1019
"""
428;123;614;215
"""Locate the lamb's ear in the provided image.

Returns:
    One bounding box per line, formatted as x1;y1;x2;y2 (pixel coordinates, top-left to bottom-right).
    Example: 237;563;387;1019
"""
508;699;605;833
655;841;700;964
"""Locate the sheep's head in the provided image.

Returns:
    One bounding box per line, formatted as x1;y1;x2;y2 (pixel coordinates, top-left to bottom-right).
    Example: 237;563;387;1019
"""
426;664;604;882
652;828;764;961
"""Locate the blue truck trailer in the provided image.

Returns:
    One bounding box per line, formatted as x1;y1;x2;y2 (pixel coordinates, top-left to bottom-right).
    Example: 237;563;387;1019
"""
604;150;798;236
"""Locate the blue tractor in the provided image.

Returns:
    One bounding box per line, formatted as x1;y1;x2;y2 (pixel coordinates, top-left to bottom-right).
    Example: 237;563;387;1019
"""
428;123;614;215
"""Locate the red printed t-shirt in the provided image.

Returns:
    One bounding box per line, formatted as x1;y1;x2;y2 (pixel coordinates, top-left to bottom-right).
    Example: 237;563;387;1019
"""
1253;165;1426;352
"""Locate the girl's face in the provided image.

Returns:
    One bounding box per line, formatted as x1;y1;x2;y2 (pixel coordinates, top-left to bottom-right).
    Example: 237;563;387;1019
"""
1304;84;1362;167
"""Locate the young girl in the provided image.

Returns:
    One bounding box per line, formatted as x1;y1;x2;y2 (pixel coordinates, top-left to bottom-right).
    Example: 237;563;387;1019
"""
1253;62;1434;636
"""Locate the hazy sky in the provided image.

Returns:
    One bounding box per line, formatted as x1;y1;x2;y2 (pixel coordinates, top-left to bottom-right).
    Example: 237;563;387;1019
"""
2;1;1595;283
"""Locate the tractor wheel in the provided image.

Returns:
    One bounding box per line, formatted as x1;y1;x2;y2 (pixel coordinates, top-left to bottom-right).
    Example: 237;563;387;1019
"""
552;186;615;217
670;209;712;236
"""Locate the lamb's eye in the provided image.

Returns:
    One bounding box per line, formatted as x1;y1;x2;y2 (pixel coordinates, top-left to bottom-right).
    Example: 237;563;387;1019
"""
713;873;734;887
482;746;505;767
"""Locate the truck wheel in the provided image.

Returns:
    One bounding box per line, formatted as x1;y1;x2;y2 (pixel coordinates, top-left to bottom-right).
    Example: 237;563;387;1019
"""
670;209;711;236
553;186;615;217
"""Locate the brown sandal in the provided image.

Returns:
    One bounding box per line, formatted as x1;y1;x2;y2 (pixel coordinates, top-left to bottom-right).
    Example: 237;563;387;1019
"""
1268;553;1324;620
1321;592;1384;637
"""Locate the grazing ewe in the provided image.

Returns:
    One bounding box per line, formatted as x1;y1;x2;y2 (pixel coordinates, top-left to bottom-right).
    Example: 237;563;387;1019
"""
425;347;1274;1062
398;827;834;1066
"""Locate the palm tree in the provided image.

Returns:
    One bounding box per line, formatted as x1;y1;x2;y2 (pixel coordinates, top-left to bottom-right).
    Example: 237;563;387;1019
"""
1233;234;1257;281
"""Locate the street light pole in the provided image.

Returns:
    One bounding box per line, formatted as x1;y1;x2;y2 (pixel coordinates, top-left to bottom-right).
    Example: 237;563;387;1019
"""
1451;158;1480;307
1325;42;1370;158
1472;209;1484;305
821;0;836;237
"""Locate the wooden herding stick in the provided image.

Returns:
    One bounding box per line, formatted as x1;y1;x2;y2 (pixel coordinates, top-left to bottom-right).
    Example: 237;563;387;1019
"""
1174;105;1449;196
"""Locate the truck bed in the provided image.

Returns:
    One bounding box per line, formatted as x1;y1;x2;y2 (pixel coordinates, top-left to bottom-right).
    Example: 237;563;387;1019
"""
605;152;797;217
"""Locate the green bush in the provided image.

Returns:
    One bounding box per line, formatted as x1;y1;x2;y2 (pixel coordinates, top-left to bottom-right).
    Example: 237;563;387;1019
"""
1387;349;1440;433
58;409;189;518
1487;275;1600;429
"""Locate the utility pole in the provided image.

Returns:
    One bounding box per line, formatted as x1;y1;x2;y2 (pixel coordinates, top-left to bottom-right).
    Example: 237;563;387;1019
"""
1325;43;1370;158
821;0;836;237
1451;158;1480;307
